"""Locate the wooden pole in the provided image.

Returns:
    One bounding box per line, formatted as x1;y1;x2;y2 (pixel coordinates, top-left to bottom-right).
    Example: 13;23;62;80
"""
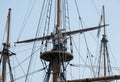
7;8;11;45
2;46;7;82
52;0;61;81
103;6;106;77
2;8;11;82
67;75;120;82
57;0;61;27
53;58;58;82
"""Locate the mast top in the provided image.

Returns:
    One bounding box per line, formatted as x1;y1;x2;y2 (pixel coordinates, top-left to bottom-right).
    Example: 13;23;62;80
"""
103;6;106;35
57;0;61;28
9;8;11;10
6;8;11;47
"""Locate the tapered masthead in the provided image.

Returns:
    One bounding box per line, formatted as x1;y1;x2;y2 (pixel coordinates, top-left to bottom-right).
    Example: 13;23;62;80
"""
0;8;15;82
57;0;61;28
1;8;11;82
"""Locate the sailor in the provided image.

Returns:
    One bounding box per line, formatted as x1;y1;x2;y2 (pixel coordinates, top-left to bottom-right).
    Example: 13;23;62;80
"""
51;27;66;50
62;36;67;51
55;33;63;50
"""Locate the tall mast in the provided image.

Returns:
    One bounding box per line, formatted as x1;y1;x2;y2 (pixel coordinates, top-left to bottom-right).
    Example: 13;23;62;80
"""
53;1;61;81
103;6;107;77
1;8;15;82
7;8;11;46
103;6;106;36
1;8;11;82
57;0;61;27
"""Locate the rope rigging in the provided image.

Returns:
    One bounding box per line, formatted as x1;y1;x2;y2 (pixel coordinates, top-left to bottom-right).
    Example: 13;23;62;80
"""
0;0;119;82
13;67;46;81
24;42;44;82
14;1;47;79
0;20;8;78
17;0;37;41
8;57;14;82
6;47;41;76
37;0;52;78
0;8;16;82
24;0;53;81
72;39;97;75
89;0;101;16
44;0;53;51
0;20;8;51
38;0;74;81
65;0;73;54
96;6;113;77
74;0;96;77
2;0;115;82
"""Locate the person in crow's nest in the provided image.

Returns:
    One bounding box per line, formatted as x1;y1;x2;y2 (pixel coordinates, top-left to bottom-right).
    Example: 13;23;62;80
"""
51;27;67;51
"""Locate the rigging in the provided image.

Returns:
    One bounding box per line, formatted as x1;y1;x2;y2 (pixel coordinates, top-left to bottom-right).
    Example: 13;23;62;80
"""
17;0;37;41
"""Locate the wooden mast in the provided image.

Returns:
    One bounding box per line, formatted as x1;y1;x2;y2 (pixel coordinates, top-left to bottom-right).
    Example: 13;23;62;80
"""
1;8;15;82
67;75;120;82
53;57;58;82
52;0;61;82
103;6;107;77
1;8;11;82
57;0;61;27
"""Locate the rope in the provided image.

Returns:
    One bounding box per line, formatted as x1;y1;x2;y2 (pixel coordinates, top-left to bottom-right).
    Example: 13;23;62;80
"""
8;57;14;82
24;0;53;81
89;0;101;16
72;39;98;75
106;44;113;75
0;20;8;50
65;0;73;53
17;0;37;41
14;56;26;75
75;0;99;77
75;0;96;77
97;41;102;76
14;67;46;81
44;0;52;51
